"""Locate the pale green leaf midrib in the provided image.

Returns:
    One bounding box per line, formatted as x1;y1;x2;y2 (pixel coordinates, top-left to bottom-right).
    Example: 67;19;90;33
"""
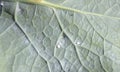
40;1;120;20
4;0;120;20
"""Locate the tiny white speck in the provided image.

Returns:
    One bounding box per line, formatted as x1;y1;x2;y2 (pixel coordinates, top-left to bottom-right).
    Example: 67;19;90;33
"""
76;41;80;45
0;2;4;6
57;44;61;48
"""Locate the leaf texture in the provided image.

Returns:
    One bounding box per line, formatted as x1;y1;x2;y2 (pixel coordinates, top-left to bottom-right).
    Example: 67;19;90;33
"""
0;0;120;72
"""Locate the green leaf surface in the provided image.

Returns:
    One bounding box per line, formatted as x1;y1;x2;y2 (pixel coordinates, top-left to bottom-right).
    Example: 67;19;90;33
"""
0;0;120;72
